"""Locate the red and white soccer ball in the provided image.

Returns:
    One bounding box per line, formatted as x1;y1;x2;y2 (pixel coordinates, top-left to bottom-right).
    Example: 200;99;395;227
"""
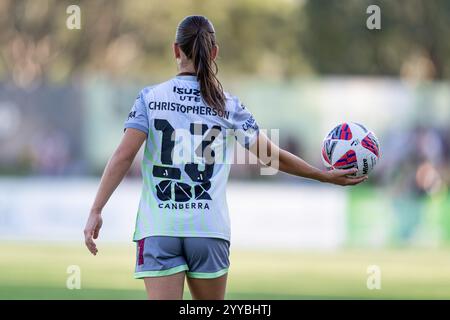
321;122;380;177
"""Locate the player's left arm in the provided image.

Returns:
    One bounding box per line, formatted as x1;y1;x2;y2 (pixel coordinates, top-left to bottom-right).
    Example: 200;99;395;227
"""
249;131;367;186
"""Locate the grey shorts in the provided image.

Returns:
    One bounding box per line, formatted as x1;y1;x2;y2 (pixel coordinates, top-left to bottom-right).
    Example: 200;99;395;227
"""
134;236;230;279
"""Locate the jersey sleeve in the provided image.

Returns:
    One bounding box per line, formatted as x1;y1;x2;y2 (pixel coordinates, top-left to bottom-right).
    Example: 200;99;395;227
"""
124;90;149;135
232;97;259;149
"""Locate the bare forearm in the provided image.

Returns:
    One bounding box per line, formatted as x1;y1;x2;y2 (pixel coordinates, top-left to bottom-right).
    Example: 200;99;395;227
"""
253;132;329;183
91;152;133;212
278;148;328;182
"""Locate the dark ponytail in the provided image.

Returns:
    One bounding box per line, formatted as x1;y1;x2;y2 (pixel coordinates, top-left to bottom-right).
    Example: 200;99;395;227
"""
175;16;226;112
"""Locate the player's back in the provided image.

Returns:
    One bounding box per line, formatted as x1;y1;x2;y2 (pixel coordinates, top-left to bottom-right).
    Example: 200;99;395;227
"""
124;74;259;241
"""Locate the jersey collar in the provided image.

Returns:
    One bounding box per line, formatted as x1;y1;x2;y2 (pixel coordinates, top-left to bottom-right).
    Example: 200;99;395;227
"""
175;73;198;82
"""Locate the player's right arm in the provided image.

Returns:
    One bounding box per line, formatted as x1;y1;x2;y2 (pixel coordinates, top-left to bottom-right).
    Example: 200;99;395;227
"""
84;90;150;255
84;128;146;256
249;131;367;186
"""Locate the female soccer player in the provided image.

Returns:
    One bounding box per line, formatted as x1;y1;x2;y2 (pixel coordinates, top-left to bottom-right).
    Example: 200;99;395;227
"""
84;15;367;300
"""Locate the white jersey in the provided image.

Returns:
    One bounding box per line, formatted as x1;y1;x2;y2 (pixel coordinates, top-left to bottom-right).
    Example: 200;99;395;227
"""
124;74;259;241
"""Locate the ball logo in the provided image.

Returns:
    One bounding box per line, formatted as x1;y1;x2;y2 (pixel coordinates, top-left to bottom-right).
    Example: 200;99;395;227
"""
371;156;377;167
363;158;369;175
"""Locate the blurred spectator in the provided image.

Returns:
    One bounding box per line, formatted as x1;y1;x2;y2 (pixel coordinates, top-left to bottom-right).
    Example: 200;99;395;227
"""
30;129;70;175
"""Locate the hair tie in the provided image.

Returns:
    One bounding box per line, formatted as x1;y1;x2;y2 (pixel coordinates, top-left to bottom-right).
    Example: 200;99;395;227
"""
195;28;214;38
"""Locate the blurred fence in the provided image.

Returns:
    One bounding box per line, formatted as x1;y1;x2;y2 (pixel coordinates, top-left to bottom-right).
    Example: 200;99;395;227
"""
1;178;449;248
0;178;347;249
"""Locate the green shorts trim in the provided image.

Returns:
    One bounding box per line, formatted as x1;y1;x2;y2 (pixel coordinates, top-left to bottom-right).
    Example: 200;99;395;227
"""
134;264;188;279
187;268;229;279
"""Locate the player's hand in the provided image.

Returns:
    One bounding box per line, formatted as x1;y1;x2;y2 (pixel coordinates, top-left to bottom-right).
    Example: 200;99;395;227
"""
325;168;368;186
84;210;103;255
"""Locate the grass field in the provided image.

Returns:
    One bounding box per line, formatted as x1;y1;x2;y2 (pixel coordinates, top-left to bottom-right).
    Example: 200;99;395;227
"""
1;242;450;299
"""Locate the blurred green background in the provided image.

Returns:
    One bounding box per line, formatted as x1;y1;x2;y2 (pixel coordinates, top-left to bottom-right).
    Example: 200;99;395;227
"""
2;243;450;299
1;0;450;299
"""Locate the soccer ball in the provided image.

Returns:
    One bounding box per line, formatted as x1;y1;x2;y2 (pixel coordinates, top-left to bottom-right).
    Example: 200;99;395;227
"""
321;122;380;177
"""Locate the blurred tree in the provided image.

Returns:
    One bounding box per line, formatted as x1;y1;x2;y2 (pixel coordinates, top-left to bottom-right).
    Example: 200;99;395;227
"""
299;0;450;80
0;0;449;87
